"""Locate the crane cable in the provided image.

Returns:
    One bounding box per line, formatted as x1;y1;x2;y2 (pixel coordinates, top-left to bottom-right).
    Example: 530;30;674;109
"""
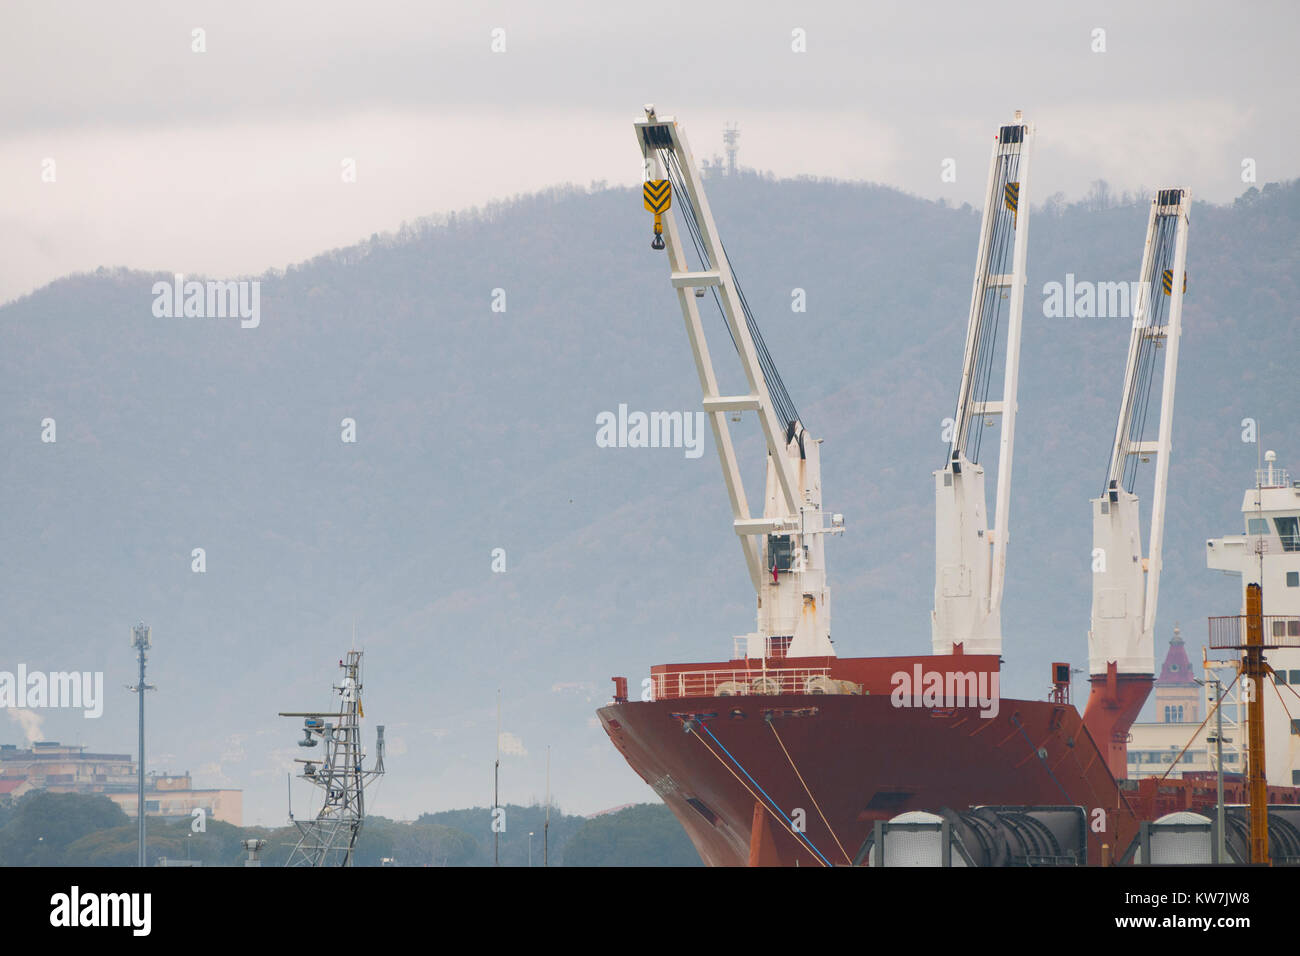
970;150;1018;465
659;149;802;431
1107;211;1176;495
948;144;1021;467
661;152;737;349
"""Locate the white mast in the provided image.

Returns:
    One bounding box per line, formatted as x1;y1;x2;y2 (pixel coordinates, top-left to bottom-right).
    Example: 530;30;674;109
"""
1088;189;1190;678
932;114;1034;657
636;106;844;660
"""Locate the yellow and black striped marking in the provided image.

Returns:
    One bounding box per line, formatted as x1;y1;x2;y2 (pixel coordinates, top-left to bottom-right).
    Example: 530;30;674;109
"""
1161;269;1187;295
643;179;672;213
1003;181;1019;214
644;179;671;249
1003;181;1020;226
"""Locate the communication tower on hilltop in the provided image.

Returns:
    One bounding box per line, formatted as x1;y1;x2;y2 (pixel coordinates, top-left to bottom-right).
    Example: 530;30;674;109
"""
723;123;740;176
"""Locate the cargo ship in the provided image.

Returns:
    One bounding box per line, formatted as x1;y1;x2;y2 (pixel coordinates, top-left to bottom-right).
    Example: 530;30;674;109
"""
598;106;1298;866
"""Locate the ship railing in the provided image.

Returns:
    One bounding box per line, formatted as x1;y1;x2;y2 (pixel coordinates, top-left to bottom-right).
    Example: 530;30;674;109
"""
1255;467;1292;489
653;666;833;700
1208;615;1300;649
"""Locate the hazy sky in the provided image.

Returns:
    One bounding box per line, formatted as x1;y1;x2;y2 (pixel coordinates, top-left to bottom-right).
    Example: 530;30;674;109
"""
3;2;1299;830
3;1;1296;303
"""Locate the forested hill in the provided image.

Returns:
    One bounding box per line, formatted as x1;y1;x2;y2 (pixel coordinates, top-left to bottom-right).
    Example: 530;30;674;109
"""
1;172;1296;824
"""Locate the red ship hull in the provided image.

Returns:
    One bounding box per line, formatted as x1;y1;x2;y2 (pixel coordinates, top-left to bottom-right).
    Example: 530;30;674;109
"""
599;654;1141;866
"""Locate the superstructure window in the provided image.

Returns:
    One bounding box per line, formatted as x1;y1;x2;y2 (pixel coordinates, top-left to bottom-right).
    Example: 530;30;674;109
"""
767;534;795;572
1248;518;1271;535
1272;620;1300;640
1288;571;1300;588
1280;671;1291;685
1275;516;1300;552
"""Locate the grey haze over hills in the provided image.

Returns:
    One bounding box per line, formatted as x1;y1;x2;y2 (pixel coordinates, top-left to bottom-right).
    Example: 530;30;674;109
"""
1;173;1296;825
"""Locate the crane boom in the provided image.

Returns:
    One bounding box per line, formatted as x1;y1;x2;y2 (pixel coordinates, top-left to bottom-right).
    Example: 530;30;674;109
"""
636;106;843;660
932;114;1034;657
1083;188;1190;778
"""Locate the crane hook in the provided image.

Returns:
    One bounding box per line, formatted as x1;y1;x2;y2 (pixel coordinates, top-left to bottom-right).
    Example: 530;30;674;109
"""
643;179;671;252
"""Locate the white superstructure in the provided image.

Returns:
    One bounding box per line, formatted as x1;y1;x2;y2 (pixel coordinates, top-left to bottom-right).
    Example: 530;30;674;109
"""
1206;452;1300;787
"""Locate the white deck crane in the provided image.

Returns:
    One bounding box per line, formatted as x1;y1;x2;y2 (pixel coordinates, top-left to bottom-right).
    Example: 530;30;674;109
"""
635;106;844;661
932;114;1034;658
1083;188;1190;778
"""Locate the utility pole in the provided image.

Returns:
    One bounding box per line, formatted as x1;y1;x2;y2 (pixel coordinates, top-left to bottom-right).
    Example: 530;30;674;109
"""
494;689;500;867
1212;678;1226;863
128;624;154;868
1242;583;1269;865
544;745;550;867
1209;583;1275;865
1200;674;1228;863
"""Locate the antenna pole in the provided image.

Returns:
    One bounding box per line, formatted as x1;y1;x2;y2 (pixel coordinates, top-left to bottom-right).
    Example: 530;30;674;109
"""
137;639;145;867
544;745;550;867
128;624;153;868
494;689;501;867
1213;677;1225;862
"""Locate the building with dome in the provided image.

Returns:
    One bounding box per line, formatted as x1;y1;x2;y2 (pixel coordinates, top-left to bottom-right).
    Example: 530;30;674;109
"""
1125;626;1242;779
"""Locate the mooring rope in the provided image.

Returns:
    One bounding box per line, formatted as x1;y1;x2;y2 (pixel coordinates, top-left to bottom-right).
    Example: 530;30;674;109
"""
684;719;831;866
766;717;852;865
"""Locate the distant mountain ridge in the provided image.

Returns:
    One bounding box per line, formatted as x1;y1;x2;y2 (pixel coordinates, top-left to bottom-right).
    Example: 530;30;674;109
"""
0;174;1296;825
